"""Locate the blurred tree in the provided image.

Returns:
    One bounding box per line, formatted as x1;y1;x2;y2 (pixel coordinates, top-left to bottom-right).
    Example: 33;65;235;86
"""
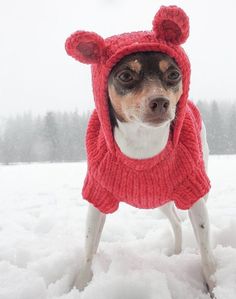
17;113;34;162
1;117;19;164
228;105;236;154
207;101;225;154
43;112;60;162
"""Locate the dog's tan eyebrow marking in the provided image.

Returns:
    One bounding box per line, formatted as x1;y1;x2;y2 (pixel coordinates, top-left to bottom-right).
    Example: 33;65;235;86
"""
128;59;142;73
159;60;170;73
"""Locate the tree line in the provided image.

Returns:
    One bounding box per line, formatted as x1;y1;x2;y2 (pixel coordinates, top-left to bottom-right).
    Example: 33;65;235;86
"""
0;101;235;164
197;101;236;155
0;111;89;164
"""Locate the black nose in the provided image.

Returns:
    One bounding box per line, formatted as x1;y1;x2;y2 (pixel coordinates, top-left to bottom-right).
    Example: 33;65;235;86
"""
149;97;170;113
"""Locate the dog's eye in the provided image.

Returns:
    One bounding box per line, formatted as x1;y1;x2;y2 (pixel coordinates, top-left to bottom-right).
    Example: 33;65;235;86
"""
117;70;134;83
167;70;181;81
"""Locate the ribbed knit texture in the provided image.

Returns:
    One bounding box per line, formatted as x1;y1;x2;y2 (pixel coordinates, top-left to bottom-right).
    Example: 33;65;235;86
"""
82;101;210;213
65;6;211;214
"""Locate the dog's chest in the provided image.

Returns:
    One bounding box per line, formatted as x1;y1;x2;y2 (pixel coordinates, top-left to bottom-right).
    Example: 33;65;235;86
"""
114;120;170;159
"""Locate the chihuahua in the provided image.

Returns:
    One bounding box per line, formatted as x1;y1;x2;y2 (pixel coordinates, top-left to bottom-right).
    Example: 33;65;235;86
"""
75;52;216;297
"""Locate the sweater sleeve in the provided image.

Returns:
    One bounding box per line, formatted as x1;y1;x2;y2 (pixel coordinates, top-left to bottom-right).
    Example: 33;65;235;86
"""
173;162;211;210
172;101;211;209
82;173;119;214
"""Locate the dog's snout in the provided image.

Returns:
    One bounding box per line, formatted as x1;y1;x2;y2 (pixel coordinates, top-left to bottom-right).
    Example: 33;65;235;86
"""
148;98;170;113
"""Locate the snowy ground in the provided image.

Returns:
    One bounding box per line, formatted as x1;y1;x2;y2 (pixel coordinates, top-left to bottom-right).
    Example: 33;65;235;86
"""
0;156;236;299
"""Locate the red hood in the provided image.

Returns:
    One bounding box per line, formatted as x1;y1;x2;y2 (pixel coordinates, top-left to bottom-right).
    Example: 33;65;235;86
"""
65;5;191;153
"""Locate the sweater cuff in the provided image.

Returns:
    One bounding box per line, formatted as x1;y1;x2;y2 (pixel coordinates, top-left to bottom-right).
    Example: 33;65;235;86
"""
173;165;211;210
82;173;119;214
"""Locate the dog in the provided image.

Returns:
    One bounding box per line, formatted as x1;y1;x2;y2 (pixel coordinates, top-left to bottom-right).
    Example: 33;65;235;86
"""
74;51;216;296
65;5;216;297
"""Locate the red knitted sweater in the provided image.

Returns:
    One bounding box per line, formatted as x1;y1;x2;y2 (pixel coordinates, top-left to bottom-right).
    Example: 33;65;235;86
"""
65;6;211;213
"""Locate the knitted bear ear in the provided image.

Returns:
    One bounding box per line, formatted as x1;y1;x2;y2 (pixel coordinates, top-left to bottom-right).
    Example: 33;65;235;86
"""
65;31;105;64
152;6;189;45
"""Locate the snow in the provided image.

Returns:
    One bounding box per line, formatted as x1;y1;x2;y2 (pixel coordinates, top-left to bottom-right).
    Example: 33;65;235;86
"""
0;156;236;299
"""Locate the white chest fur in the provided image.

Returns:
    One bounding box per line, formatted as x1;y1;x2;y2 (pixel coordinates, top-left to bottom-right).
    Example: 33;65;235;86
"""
114;120;209;168
114;120;171;159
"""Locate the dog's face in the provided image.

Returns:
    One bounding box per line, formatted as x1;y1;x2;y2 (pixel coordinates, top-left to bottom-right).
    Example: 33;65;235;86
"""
108;52;183;127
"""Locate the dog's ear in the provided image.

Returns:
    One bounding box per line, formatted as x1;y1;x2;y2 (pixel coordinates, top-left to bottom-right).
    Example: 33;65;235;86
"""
152;6;189;45
65;31;105;64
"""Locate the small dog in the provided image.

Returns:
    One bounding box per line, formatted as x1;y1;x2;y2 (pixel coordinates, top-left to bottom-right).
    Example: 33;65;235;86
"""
65;5;216;297
75;52;216;296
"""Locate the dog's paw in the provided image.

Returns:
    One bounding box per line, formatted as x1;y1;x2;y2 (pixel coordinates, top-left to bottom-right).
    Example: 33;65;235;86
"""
174;244;182;255
206;280;216;298
202;255;217;298
74;264;93;291
206;282;217;299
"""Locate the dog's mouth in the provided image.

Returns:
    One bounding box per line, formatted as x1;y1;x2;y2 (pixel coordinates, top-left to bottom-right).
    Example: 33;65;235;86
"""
129;108;175;128
146;119;172;127
125;113;173;129
143;117;173;128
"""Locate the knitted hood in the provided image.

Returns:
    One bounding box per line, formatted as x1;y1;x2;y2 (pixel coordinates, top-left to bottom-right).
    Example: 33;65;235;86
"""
65;5;191;152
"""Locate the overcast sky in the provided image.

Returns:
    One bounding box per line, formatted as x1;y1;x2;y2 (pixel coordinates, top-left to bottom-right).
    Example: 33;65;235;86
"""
1;0;236;118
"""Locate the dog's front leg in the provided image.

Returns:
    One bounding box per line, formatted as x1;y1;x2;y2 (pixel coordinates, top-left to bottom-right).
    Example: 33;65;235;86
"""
160;202;182;254
188;198;216;295
75;204;106;291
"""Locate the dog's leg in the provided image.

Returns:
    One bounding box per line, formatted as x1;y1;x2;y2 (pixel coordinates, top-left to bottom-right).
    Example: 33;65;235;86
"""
75;204;106;291
188;198;216;295
160;202;182;254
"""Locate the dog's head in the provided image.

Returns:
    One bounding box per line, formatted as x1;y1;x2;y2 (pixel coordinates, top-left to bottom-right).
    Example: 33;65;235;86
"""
108;51;182;128
65;5;190;148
